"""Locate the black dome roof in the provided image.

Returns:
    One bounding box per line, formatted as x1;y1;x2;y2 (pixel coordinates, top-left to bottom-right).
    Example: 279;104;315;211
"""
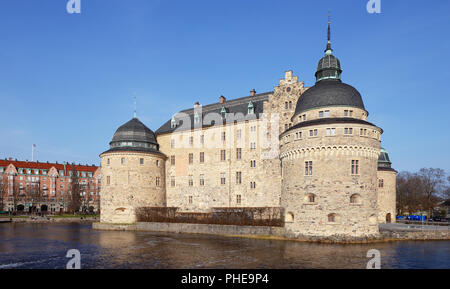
110;118;158;145
293;79;366;118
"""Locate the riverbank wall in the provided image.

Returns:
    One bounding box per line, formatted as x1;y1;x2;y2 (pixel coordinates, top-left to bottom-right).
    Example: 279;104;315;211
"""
93;222;450;243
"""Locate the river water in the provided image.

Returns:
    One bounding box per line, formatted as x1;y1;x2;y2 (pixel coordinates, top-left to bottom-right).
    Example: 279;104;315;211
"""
0;223;448;269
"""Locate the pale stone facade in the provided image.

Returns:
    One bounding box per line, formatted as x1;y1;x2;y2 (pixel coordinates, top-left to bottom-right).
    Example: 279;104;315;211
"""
98;26;397;238
100;151;166;224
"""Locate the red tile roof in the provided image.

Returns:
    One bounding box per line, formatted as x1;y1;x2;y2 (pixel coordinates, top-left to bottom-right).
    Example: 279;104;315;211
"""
0;159;99;173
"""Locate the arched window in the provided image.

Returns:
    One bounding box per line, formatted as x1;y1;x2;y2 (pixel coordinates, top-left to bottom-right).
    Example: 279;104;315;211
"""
350;194;361;204
327;213;340;223
286;212;294;223
304;193;317;203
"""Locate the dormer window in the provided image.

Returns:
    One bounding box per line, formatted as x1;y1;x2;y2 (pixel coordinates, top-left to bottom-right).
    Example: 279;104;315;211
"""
221;107;227;119
194;112;200;124
248;102;254;114
171;117;177;128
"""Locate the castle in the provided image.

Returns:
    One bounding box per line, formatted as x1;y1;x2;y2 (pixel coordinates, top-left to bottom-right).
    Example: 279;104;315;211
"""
99;23;397;238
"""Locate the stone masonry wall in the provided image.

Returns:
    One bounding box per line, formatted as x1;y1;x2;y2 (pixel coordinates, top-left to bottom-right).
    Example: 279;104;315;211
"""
377;169;397;223
100;151;166;224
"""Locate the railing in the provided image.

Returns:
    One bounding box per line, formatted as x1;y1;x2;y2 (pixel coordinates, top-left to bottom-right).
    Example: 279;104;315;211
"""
136;207;285;227
396;219;449;226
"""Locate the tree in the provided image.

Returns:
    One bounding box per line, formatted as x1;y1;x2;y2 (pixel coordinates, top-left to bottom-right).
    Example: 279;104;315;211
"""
396;172;423;215
69;167;82;214
418;168;446;219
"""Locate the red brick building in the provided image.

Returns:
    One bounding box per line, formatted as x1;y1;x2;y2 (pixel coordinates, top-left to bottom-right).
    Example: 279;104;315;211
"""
0;158;101;213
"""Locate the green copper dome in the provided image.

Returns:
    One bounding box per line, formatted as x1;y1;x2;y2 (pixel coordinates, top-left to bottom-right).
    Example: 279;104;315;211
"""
378;147;392;169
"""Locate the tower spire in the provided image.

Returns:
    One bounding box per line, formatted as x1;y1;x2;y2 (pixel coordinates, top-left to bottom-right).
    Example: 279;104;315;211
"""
325;11;333;55
133;93;137;118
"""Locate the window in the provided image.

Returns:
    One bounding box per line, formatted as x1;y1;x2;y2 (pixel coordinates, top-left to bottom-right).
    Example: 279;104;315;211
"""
236;129;242;140
344;128;353;135
199;174;205;186
121;158;126;165
250;181;256;189
189;196;193;204
171;155;175;166
379;179;384;188
200;152;205;163
344;110;353;117
236;172;242;184
221;107;227;119
309;129;318;137
307;194;315;203
351;160;359;175
328;214;336;223
171;117;177;128
250;160;256;168
250;142;256;150
140;158;144;165
156;160;160;166
285;124;288;130
326;128;336;136
305;161;313;176
360;128;367;136
350;194;361;204
156;177;161;187
171;139;175;148
236;148;242;160
220;150;226;161
171;177;175;187
285;102;289;109
303;114;306;121
236;195;242;204
319;111;324;118
194;112;201;124
188;175;193;186
221;132;226;142
289;101;293;109
106;176;110;185
220;173;226;185
189;153;193;165
250;126;257;133
200;135;204;145
189;136;194;146
248;102;254;114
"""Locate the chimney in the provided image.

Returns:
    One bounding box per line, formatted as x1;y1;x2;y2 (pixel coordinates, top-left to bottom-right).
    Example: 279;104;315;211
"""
250;89;256;97
219;95;226;104
194;101;200;108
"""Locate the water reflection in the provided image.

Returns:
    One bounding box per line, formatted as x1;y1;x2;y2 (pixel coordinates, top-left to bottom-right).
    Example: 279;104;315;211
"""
0;223;448;269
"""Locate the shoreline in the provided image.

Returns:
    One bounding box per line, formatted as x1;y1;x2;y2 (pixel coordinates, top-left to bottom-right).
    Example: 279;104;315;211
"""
0;217;98;223
92;222;450;244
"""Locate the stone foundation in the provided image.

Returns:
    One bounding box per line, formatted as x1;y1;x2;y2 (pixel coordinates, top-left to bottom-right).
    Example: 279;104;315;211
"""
93;222;450;243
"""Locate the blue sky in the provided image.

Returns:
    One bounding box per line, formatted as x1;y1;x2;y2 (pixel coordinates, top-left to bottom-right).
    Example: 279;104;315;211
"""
0;0;449;173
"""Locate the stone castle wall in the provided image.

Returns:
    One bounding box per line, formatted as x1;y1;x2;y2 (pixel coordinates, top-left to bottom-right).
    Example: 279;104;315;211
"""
280;121;382;238
377;169;397;223
100;151;166;224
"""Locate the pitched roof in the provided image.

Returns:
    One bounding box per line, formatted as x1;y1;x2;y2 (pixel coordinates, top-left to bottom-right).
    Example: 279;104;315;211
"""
155;92;272;135
0;159;99;175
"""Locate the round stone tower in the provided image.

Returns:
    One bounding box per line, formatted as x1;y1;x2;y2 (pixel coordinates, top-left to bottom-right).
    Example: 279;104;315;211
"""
280;22;382;238
100;117;166;224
